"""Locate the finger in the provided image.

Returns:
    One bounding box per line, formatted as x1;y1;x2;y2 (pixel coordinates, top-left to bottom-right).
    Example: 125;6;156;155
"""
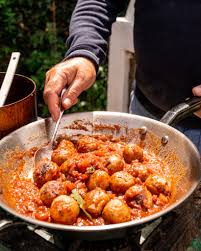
61;89;79;110
62;75;90;109
192;84;201;96
44;70;69;121
44;68;68;98
46;93;60;121
70;98;78;107
194;110;201;119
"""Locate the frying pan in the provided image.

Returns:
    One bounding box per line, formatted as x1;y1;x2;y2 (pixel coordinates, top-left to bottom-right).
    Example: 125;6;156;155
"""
0;97;201;240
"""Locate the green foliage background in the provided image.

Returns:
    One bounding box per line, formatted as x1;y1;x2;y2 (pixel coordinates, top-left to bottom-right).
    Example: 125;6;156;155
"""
0;0;107;117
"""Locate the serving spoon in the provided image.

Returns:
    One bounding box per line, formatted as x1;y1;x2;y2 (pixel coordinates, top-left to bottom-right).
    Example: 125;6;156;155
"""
34;88;66;167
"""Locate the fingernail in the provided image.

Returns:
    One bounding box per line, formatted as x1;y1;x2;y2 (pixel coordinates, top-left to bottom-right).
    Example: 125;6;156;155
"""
63;98;72;108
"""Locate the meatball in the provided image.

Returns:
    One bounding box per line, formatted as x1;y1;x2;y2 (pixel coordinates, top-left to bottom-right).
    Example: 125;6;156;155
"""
145;174;172;196
60;153;100;174
76;135;100;153
145;162;164;176
40;180;67;206
58;139;75;148
106;155;125;175
102;198;131;224
84;188;110;217
76;153;96;173
33;160;60;188
110;171;135;193
125;185;153;209
50;195;80;224
156;193;169;206
125;162;150;182
51;139;77;166
87;170;110;190
60;158;76;174
123;144;143;164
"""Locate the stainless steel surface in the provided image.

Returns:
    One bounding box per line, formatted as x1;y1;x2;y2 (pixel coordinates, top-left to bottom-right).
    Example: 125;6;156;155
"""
34;110;64;166
0;111;200;239
34;88;66;167
139;126;147;135
161;135;169;145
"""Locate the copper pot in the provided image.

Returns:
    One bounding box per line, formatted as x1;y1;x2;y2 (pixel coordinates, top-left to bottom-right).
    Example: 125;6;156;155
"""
0;72;37;139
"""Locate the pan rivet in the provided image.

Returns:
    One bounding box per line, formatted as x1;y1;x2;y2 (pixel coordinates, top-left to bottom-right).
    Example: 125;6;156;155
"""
140;126;147;135
161;136;169;145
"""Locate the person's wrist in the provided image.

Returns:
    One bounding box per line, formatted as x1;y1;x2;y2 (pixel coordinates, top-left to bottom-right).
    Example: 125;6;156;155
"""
82;57;97;76
64;49;100;73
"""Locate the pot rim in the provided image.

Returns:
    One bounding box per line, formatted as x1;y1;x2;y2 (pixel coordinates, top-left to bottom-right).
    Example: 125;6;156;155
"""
0;72;36;108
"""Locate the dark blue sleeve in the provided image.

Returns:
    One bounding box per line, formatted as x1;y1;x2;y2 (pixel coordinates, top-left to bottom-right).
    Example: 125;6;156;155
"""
65;0;125;71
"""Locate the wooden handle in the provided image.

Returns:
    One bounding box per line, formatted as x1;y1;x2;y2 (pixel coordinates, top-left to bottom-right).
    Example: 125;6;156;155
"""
0;52;21;107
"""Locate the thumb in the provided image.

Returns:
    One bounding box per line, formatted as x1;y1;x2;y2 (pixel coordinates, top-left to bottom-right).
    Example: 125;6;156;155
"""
192;84;201;96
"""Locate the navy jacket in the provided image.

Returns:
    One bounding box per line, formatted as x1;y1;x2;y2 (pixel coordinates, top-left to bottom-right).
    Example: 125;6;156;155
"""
66;0;201;112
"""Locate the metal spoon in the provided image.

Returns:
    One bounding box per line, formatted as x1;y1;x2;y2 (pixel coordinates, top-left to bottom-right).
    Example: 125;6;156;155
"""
34;88;66;166
0;52;21;107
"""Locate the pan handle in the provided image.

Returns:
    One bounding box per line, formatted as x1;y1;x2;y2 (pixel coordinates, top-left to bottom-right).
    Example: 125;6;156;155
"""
160;96;201;126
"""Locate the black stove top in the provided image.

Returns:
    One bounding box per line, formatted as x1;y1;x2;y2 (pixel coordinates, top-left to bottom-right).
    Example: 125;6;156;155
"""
0;188;201;251
0;221;141;251
0;209;143;251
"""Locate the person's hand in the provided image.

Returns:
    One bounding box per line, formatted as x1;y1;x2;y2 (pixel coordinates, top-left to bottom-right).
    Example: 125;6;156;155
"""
44;57;96;121
192;84;201;118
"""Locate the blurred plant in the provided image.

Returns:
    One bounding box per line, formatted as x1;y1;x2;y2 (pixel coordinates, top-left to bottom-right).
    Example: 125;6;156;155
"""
0;0;108;118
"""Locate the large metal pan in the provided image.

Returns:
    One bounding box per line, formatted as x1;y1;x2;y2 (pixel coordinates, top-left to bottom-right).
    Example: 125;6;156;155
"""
0;98;201;240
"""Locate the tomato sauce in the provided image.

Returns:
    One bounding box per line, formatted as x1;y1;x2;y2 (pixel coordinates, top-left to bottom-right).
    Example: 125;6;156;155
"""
1;134;175;226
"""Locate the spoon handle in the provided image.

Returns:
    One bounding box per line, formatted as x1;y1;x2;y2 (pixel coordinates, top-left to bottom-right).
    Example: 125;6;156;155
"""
49;87;67;146
50;109;65;146
0;52;21;107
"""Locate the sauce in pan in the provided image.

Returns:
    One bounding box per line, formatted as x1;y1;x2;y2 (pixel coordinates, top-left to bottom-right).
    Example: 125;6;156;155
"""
1;134;175;226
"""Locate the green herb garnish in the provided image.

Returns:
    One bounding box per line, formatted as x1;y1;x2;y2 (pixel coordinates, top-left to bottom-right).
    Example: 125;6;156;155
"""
72;189;93;221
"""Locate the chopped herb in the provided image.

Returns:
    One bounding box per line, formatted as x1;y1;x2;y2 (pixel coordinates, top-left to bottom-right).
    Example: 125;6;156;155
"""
72;189;93;221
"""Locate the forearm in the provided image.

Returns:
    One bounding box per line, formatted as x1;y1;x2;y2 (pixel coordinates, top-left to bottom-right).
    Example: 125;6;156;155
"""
65;0;125;71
